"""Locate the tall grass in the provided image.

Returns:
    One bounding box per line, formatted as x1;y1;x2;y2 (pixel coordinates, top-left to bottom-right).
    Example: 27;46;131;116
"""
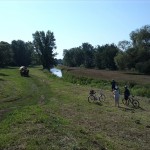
62;69;150;98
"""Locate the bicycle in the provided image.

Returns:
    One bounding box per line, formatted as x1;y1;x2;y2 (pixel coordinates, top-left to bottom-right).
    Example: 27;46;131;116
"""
122;95;140;108
98;89;106;101
88;89;106;103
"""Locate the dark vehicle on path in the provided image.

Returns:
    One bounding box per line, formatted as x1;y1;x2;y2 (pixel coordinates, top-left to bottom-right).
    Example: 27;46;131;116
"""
19;66;29;77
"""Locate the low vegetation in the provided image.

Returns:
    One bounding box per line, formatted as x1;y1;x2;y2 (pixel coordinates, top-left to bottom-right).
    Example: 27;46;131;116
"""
0;66;150;150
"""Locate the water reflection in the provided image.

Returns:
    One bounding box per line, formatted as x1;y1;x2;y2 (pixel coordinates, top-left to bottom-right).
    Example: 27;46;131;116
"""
50;68;62;77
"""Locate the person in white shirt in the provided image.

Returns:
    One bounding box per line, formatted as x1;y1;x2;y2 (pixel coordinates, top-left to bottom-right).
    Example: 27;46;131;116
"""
113;86;120;107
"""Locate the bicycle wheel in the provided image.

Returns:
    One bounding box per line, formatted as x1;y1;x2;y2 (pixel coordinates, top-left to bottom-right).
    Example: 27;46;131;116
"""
122;98;129;105
88;95;95;103
132;100;139;108
100;94;106;102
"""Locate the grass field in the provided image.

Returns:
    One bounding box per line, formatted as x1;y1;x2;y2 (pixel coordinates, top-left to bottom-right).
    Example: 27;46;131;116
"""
0;66;150;150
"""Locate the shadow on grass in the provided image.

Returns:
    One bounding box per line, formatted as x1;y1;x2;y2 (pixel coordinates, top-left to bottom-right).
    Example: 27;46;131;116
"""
95;102;103;106
2;96;21;103
0;73;9;76
119;105;145;112
88;102;103;106
5;98;21;103
0;108;11;121
118;106;135;112
21;75;31;78
138;106;146;111
0;78;5;81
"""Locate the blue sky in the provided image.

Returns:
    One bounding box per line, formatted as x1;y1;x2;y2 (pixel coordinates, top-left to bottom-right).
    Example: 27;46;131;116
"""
0;0;150;59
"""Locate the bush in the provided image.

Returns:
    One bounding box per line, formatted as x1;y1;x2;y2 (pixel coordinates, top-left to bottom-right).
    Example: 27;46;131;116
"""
131;85;150;98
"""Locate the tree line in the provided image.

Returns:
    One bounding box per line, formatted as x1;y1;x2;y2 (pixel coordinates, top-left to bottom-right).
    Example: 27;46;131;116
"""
0;30;57;69
63;25;150;74
0;25;150;74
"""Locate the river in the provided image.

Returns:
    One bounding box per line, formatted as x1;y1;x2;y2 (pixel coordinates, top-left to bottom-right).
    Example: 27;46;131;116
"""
50;68;62;77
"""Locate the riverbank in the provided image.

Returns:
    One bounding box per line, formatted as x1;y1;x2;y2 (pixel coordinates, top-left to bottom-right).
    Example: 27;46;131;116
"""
0;66;150;149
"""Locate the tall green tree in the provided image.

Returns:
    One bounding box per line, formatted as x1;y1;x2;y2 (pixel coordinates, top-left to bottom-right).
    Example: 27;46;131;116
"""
129;25;150;73
11;40;33;66
117;40;132;51
95;44;119;70
32;30;57;69
94;45;104;69
115;25;150;73
0;41;13;67
130;25;150;48
114;52;127;70
25;42;35;65
81;43;95;68
31;51;42;65
63;49;75;67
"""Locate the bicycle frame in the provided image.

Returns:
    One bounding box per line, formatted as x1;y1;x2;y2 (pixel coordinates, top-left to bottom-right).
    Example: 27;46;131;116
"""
88;90;106;103
122;95;139;108
91;93;99;101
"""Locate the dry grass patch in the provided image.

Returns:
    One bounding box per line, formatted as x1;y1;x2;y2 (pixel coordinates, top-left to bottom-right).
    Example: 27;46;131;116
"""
64;67;150;85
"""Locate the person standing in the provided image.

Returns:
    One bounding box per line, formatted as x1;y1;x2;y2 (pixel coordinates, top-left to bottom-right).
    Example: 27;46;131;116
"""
124;85;130;105
111;79;116;91
113;86;120;107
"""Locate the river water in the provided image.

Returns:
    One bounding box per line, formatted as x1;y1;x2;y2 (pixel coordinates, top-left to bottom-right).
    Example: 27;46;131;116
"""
50;68;62;77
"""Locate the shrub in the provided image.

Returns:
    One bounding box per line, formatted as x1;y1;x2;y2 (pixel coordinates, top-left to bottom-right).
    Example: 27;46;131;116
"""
131;85;150;98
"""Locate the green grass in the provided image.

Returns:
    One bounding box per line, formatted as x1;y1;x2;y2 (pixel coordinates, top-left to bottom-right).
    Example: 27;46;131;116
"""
0;66;150;150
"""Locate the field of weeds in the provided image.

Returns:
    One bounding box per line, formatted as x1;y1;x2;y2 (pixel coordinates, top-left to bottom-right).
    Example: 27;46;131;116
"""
61;66;150;85
61;66;150;98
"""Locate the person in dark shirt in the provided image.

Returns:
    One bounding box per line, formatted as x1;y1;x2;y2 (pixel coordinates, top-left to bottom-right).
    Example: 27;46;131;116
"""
111;79;116;91
124;85;130;104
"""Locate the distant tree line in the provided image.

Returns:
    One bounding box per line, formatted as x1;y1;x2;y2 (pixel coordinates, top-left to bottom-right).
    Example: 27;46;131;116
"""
63;25;150;74
0;25;150;74
0;30;58;69
63;43;119;70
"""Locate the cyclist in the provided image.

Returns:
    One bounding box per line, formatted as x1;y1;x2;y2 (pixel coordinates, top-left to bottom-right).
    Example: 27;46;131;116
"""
124;85;130;105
